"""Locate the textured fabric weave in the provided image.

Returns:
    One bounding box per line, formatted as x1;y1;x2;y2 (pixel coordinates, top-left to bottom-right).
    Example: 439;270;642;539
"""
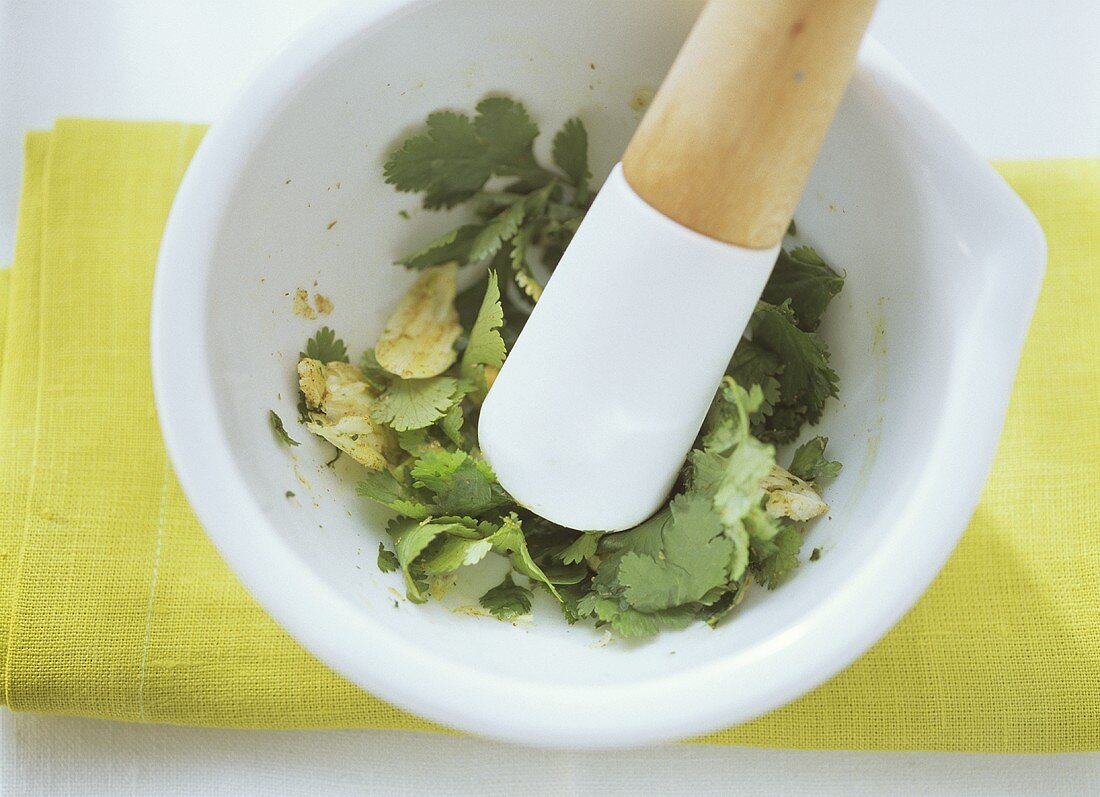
0;122;1096;751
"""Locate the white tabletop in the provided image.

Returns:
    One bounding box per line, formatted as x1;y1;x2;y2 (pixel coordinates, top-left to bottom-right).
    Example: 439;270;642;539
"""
2;1;1098;793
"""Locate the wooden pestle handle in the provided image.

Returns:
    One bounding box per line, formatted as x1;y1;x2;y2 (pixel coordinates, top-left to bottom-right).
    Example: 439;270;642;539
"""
622;0;877;249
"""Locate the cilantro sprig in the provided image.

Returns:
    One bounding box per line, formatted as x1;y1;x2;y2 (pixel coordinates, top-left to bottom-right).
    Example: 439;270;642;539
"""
385;96;593;343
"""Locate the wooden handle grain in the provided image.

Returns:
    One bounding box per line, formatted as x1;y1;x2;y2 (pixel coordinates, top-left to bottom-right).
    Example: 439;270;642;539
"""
622;0;876;248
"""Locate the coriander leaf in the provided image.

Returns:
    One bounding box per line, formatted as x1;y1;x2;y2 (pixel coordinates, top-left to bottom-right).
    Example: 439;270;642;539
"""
377;542;400;573
269;410;300;447
810;547;823;561
557;580;594;624
703;578;750;629
438;402;465;447
761;404;808;445
468;199;525;263
372;376;460;431
383;111;492;209
421;535;493;575
396;428;435;457
726;523;751;583
510;228;542;301
539;561;590;585
389;517;445;602
521;515;581;563
545;201;586;223
743;504;782;543
616;493;732;612
789;436;842;482
301;326;349;363
686;449;726;496
701;379;764;454
752;521;804;589
710;436;775;528
388;518;481;602
598;507;669;562
474;190;526;219
479;573;533;620
726;341;783;423
410;449;510;516
581;596;694;639
487;514;562;601
761;246;844;331
356;468;432;519
552;117;590;198
559;531;601;565
460;271;506;401
407;448;465;491
396;224;483;270
473;97;540;173
523;181;555;218
688;377;778;537
750;301;839;430
727;341;783;391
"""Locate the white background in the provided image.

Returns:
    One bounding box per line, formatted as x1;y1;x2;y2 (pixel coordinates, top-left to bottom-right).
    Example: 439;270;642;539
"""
1;0;1098;793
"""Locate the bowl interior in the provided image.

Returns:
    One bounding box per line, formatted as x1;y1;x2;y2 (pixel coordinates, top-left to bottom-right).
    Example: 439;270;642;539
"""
194;0;1017;716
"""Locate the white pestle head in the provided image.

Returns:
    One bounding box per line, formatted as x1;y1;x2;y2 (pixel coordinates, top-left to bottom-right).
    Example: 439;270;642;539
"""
479;164;779;531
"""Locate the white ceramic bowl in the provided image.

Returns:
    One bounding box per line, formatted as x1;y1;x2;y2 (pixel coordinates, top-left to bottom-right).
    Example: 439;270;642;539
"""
151;0;1045;747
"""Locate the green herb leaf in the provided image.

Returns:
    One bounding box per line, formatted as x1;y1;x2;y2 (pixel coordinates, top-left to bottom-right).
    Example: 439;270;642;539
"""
301;326;349;363
479;573;533;620
468;199;525;263
615;494;733;612
383;111;493;209
421;535;493;575
487;514;562;601
509;228;542;301
559;531;601;565
752;521;804;588
384;98;546;210
371;376;461;431
356;469;432;519
395;224;483;270
750;301;839;437
789;436;843;482
473;97;540;172
761;246;844;331
460;271;506;401
726;341;783;423
438;402;465;447
377;542;400;573
552;117;590;198
395;428;435;457
389;517;445;602
410;449;510;516
269;410;300;447
701;379;764;454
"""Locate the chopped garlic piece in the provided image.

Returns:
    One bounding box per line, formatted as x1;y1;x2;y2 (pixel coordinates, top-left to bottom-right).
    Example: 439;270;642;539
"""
761;464;828;522
296;358;326;410
296;358;396;469
375;264;462;379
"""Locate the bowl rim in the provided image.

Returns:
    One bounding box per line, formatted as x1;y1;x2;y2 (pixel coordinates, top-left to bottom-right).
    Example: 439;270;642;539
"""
151;0;1047;748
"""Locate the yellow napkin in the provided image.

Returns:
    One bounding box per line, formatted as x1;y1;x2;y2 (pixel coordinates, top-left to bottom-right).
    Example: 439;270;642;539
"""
1;121;1097;752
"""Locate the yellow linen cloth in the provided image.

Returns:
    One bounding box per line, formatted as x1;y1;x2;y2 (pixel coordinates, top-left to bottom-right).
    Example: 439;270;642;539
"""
1;121;1096;751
